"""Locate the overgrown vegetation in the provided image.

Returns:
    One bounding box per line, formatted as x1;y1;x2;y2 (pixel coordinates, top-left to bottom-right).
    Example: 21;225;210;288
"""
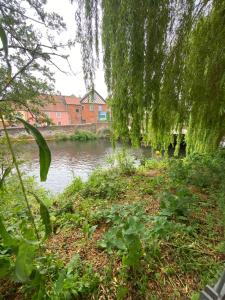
1;0;225;299
0;128;112;144
1;150;225;299
55;130;97;142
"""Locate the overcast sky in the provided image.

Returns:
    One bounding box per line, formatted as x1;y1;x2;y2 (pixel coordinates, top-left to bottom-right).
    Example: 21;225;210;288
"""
45;0;107;98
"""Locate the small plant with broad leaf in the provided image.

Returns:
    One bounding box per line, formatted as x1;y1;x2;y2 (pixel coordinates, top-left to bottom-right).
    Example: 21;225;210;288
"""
98;204;150;269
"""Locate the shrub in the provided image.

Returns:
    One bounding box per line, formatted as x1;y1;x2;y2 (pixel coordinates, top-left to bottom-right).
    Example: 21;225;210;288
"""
63;177;84;197
52;254;99;299
159;187;195;220
98;204;149;268
82;169;125;200
55;132;69;141
55;130;97;142
107;149;136;175
168;151;225;188
70;130;97;141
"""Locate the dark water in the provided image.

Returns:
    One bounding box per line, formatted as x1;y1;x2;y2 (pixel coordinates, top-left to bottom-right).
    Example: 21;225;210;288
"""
15;140;150;194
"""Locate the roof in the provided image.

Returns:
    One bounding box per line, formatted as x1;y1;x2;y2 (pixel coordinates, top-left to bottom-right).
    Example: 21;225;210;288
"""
64;96;81;105
81;90;106;104
43;95;67;112
41;90;105;112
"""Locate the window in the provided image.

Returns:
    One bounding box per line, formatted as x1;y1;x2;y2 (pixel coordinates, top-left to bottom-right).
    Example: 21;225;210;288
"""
98;111;107;121
90;104;94;112
75;108;79;113
58;121;61;125
56;112;61;118
98;105;102;112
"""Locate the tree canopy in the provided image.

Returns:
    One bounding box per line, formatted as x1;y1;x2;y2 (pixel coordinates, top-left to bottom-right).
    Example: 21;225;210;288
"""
75;0;225;153
0;0;72;122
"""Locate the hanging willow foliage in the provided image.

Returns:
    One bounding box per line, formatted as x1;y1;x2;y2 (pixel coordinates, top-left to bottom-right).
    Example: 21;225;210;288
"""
74;0;225;153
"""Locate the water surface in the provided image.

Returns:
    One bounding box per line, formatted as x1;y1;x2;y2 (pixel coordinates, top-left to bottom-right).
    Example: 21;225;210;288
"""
15;140;149;194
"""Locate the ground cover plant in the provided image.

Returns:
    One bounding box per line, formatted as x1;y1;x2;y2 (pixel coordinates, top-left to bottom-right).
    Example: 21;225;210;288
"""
1;150;225;299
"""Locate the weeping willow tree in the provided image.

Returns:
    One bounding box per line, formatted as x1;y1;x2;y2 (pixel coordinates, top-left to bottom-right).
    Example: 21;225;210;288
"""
74;0;225;153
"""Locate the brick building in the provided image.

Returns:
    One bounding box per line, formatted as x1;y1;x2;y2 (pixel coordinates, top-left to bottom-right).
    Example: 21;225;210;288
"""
18;90;110;126
80;90;110;123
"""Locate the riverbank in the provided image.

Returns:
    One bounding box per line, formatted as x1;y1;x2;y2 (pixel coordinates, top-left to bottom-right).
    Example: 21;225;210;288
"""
0;122;110;141
0;151;225;299
0;127;111;144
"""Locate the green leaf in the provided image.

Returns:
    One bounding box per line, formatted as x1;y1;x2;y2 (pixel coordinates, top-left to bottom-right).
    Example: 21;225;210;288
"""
31;192;52;237
0;257;11;278
15;242;36;282
17;118;51;181
0;23;8;58
0;166;11;190
0;215;18;247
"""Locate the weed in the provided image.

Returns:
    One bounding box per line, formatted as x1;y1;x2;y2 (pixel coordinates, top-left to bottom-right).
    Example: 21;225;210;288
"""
63;177;83;197
159;187;196;220
107;149;136;175
52;254;99;299
82;169;125;200
99;204;150;268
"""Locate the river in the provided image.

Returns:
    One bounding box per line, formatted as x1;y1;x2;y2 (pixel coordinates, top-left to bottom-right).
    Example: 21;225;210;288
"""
14;140;151;194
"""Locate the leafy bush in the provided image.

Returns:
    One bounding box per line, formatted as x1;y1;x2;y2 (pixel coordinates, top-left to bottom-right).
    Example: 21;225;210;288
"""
52;254;99;299
63;177;84;198
54;132;70;141
82;169;125;200
107;149;136;175
168;151;225;188
149;215;194;239
71;130;96;141
160;187;195;220
55;130;97;141
99;204;150;268
140;158;166;170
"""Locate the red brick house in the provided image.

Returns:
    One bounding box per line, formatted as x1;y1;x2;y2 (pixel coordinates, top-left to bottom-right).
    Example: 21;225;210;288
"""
18;90;109;126
42;95;70;126
80;90;110;123
64;96;82;125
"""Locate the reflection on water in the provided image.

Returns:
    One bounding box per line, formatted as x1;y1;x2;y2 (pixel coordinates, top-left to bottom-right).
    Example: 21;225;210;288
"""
15;140;150;194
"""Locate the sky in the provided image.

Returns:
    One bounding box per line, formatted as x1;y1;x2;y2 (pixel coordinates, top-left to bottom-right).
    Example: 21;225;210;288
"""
44;0;107;98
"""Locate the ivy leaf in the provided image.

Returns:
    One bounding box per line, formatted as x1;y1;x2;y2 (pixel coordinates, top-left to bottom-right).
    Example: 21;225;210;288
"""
0;166;11;190
15;242;36;282
0;23;8;58
30;192;52;238
16;118;51;181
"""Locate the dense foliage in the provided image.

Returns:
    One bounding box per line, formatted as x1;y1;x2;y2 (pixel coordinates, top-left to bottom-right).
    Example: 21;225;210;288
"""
0;0;72;122
75;0;225;153
1;150;225;298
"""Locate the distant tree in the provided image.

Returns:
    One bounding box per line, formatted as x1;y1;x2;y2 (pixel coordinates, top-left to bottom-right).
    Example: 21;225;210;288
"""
0;0;73;123
74;0;225;153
